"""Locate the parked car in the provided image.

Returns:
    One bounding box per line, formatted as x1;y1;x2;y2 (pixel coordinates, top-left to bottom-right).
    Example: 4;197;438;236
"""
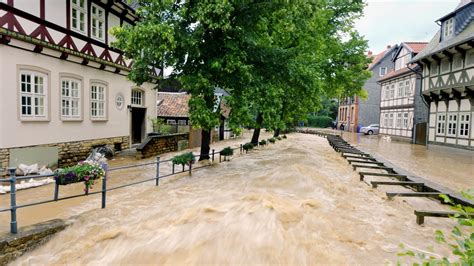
360;124;379;135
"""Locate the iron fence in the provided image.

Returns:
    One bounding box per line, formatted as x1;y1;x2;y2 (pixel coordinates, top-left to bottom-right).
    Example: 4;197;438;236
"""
0;142;254;234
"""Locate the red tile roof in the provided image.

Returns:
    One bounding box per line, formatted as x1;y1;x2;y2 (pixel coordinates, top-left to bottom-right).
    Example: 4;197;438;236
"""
404;42;428;53
377;65;416;82
368;50;387;70
157;93;190;118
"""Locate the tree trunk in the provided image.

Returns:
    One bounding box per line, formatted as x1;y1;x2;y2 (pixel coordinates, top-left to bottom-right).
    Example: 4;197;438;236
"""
199;129;211;161
273;128;280;137
251;113;263;145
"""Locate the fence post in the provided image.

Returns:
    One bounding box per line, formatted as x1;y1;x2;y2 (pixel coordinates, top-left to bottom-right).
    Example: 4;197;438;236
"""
8;167;18;234
54;182;59;201
211;149;215;162
155;156;160;186
189;160;192;175
240;144;243;154
101;169;107;209
172;163;175;174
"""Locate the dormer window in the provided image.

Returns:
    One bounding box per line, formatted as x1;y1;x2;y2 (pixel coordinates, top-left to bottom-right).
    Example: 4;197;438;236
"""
443;18;454;39
379;67;387;77
71;0;87;34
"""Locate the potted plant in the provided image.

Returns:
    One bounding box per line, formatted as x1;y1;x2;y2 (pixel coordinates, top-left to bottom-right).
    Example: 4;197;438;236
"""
172;152;195;171
259;140;267;146
243;143;254;153
220;147;234;161
55;161;107;191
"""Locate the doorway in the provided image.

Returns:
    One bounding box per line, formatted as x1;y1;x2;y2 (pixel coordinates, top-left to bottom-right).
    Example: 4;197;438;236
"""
131;107;146;144
414;122;427;145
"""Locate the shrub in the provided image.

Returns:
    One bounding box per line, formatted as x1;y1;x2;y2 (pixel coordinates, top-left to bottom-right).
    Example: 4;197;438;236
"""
276;136;282;141
259;140;267;146
268;138;276;143
398;191;474;264
172;152;195;166
243;143;254;152
307;115;333;128
282;135;287;139
220;147;234;157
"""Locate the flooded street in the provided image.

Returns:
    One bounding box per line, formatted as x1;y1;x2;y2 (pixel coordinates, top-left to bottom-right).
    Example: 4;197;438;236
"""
10;133;457;264
338;131;473;192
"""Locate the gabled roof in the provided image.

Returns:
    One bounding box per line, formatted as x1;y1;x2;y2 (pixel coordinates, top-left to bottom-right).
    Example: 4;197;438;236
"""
157;93;191;118
368;45;398;70
404;42;429;53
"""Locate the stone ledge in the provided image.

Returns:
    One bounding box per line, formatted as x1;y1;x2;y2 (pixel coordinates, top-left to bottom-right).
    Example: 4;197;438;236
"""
0;219;69;265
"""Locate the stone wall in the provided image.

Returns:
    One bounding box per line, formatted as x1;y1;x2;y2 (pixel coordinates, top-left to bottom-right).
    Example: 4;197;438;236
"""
0;219;68;264
136;133;189;159
0;136;130;171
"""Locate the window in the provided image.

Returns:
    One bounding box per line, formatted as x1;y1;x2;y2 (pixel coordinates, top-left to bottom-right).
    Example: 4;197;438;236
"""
91;84;106;119
447;113;457;136
437;114;446;134
384;113;389;127
390;84;395;99
404;80;411;97
398;82;404;97
384;86;390;100
459;114;470;137
71;0;87;33
167;120;176;125
178;120;187;125
379;67;387;77
131;89;144;106
443;18;454;39
91;4;105;41
403;113;409;129
20;71;47;118
389;113;394;128
61;78;81;119
396;113;402;128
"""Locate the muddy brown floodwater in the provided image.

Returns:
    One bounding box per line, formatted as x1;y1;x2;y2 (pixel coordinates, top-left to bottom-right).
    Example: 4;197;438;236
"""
11;133;458;264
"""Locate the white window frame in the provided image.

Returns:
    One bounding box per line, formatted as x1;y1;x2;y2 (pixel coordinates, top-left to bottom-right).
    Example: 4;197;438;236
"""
379;67;387;77
131;89;144;106
396;113;402;128
390;84;395;99
447;113;457;137
61;78;82;120
404;80;411;97
389;113;394;128
19;71;48;120
443;18;454;39
403;112;409;129
178;120;187;125
384;113;389;127
437;114;446;135
384;86;390;100
91;83;107;120
398;82;404;97
459;113;470;138
71;0;87;34
91;3;105;41
167;120;177;125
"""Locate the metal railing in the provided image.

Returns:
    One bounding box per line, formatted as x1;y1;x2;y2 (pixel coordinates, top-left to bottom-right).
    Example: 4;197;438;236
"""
0;142;254;234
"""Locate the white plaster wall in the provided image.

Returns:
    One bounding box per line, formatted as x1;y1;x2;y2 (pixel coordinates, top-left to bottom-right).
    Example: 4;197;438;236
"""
45;0;67;28
460;99;470;111
0;45;156;148
438;101;447;112
15;0;40;17
448;100;458;112
429;128;435;141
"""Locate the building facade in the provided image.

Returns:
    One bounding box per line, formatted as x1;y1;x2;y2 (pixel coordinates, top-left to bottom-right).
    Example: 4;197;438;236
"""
0;0;159;169
378;42;429;142
337;45;397;132
411;0;474;150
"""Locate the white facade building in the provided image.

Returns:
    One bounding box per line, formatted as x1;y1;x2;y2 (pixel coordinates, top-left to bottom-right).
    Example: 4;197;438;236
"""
0;0;159;168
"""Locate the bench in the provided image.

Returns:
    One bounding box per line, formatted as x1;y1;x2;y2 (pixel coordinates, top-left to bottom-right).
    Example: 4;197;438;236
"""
371;181;424;191
414;210;474;225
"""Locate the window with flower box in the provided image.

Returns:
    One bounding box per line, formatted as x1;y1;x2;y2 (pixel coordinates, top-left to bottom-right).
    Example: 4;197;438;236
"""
19;71;47;120
91;83;106;119
71;0;87;34
61;78;81;120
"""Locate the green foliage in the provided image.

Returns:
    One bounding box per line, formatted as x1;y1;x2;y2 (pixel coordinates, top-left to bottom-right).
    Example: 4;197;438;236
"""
276;136;282;141
243;143;254;152
282;135;287;139
398;191;474;264
220;147;234;157
268;138;276;144
259;140;267;146
307;115;333;128
171;152;195;166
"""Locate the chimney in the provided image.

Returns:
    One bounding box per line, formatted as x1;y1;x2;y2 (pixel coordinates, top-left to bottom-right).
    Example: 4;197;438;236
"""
387;45;391;49
368;51;373;56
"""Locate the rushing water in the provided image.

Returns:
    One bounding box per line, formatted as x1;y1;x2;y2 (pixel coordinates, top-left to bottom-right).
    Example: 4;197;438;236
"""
10;133;459;264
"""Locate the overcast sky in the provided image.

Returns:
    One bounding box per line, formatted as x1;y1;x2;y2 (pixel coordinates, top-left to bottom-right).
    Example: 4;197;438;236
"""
355;0;459;53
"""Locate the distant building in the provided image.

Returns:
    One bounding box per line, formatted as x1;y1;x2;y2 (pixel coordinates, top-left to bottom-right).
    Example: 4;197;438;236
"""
411;0;474;149
157;92;191;126
0;1;158;168
337;45;397;132
378;42;428;142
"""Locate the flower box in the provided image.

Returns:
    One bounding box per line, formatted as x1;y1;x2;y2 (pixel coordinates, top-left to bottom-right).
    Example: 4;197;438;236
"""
55;161;107;190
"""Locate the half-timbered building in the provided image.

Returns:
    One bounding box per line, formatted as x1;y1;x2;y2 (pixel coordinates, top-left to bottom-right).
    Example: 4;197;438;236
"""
378;42;428;142
0;0;159;169
411;0;474;150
